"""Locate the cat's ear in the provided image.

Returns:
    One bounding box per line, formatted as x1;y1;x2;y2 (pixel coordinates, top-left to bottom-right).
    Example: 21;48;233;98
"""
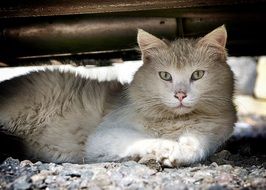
137;29;168;52
198;25;227;49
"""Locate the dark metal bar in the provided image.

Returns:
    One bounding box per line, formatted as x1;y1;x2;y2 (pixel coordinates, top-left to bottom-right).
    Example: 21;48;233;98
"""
0;0;264;18
0;1;266;65
2;14;266;62
0;17;177;60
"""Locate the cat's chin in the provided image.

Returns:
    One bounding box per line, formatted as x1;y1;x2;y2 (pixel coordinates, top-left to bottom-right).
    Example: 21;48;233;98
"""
161;99;195;115
165;104;194;115
176;104;191;109
173;107;193;115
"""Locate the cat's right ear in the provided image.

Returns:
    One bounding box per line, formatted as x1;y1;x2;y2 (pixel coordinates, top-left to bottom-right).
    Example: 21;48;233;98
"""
137;29;168;53
198;25;227;50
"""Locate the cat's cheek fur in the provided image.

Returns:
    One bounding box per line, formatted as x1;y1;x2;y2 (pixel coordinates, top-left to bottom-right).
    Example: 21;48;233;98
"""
161;97;178;108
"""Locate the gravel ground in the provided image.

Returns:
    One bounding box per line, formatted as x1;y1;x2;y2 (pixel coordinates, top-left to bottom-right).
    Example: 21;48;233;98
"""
1;114;266;190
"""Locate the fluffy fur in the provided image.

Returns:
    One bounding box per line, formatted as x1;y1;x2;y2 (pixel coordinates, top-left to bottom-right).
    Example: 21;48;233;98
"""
0;26;236;166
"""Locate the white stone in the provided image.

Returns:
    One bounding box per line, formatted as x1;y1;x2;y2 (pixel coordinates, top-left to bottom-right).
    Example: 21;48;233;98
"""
254;56;266;99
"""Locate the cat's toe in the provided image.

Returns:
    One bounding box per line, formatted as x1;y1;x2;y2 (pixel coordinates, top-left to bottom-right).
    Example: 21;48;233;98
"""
138;154;174;168
138;154;155;164
161;158;174;167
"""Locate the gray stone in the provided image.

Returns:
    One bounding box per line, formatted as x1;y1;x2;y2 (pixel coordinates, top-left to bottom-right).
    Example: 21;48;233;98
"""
12;176;31;190
208;184;227;190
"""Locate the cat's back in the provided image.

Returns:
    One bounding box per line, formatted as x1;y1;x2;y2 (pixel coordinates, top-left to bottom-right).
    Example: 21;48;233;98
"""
0;69;123;162
0;69;121;134
0;70;99;115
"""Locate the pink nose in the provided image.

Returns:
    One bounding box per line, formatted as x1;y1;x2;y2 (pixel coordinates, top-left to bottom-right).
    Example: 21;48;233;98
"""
174;91;187;101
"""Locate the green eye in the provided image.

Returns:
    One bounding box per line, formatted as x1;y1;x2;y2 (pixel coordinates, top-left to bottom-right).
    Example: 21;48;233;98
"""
159;71;172;81
191;70;205;81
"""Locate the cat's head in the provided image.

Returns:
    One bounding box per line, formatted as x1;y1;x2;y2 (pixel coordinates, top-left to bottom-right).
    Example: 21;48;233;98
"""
129;25;234;117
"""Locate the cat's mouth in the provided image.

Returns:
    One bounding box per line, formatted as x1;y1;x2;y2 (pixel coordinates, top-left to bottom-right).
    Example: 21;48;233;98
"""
161;99;193;113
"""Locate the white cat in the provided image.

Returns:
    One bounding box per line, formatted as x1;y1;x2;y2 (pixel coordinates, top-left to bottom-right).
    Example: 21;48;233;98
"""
0;25;236;167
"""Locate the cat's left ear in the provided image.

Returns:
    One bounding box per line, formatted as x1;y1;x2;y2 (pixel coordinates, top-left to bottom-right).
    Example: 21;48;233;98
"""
198;25;227;49
137;29;168;53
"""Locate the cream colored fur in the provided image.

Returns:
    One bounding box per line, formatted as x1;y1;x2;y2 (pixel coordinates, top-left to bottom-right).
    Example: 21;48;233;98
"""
0;26;236;166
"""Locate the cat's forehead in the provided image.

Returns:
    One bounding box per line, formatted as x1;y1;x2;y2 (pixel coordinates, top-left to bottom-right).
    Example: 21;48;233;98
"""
163;38;208;68
171;39;197;60
148;38;213;70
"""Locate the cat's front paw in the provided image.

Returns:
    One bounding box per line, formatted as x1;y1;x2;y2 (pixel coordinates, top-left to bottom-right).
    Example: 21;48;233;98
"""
121;139;180;167
121;137;204;167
